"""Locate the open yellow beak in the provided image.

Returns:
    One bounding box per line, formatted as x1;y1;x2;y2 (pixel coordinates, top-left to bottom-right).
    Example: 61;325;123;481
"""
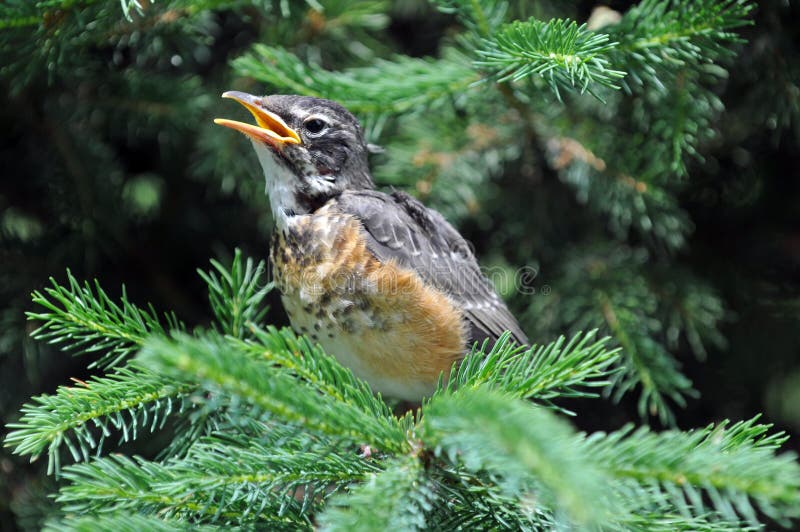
214;91;301;146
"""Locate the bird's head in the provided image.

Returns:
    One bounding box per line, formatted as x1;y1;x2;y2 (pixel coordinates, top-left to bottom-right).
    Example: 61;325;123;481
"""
214;92;374;227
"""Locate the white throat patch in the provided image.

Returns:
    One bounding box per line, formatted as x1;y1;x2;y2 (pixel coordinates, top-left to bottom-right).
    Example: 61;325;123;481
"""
251;140;301;230
251;140;340;230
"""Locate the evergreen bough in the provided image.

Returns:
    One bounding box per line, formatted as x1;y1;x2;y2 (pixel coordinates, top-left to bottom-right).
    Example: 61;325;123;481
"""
2;0;799;529
5;251;800;529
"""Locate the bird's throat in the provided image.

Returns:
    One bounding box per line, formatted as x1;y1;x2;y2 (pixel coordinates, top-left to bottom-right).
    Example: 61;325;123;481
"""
252;141;305;230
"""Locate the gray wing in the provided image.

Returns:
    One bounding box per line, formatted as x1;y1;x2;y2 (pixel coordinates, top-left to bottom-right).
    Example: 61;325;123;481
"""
334;189;528;347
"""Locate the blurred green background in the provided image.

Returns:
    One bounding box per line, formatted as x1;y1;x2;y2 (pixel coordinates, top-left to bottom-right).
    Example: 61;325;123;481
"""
1;0;798;528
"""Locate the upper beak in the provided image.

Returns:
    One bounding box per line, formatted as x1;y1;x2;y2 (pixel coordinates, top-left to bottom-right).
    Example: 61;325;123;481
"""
214;91;302;146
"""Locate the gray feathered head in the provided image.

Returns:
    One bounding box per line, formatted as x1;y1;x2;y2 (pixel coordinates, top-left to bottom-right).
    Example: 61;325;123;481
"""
215;92;374;223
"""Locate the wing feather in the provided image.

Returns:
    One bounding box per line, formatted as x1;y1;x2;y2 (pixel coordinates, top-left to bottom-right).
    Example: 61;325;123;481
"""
333;190;528;347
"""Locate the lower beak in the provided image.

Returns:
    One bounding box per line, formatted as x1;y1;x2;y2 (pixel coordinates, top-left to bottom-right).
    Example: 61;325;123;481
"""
214;91;301;146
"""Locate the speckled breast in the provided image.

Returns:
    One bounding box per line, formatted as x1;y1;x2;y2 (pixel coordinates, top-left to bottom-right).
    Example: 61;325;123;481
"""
269;207;467;401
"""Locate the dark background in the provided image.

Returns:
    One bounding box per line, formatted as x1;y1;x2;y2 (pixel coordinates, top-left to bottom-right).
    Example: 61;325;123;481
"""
1;0;798;529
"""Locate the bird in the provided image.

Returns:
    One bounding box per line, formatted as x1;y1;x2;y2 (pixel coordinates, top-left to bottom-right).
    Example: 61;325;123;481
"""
215;91;528;401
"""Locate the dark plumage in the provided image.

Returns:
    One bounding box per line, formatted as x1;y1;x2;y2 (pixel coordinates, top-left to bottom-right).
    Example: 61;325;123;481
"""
334;189;528;346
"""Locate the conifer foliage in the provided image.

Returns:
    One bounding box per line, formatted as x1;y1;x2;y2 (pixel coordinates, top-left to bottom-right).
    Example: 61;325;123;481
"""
4;251;799;530
2;0;800;530
5;253;800;530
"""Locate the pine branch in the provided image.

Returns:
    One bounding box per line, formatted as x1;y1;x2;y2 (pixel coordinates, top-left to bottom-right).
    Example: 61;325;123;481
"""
656;274;727;360
475;18;625;100
318;455;433;531
526;244;700;424
54;454;310;526
153;436;380;520
609;0;754;91
545;135;694;251
599;291;696;425
435;330;621;413
160;416;322;464
427;465;555;529
0;0;106;29
154;326;394;460
421;387;622;528
586;418;800;526
154;391;270;461
137;333;409;453
236;325;397;420
44;511;220;532
4;365;195;475
119;0;151;20
27;271;182;368
1;1;231;93
431;0;508;36
621;512;757;531
637;71;724;178
54;417;390;525
232;45;477;115
0;0;309;24
527;243;727;424
368;96;519;222
539;2;754;185
55;430;377;525
197;249;272;338
7;255;273;471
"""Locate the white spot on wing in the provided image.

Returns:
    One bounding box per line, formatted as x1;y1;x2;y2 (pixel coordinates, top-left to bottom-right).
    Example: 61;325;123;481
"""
406;227;421;256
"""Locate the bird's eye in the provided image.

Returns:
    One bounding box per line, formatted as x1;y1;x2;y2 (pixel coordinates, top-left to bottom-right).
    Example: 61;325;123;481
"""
304;118;327;135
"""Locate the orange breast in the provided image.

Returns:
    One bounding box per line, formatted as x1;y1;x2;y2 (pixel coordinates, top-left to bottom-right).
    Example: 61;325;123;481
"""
270;210;467;400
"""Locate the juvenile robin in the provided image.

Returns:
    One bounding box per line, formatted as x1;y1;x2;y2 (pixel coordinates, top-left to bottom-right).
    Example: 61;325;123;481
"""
215;92;528;401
